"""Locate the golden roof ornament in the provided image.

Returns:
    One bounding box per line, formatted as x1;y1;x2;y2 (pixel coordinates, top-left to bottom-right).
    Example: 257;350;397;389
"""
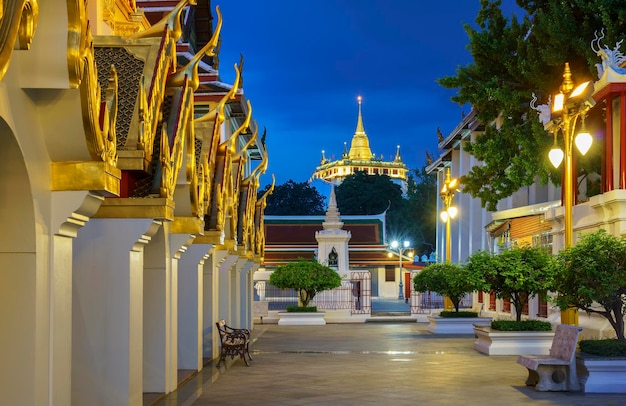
348;96;374;160
394;145;402;163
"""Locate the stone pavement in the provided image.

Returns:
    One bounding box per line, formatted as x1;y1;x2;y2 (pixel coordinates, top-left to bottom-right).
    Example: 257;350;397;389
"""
153;323;626;406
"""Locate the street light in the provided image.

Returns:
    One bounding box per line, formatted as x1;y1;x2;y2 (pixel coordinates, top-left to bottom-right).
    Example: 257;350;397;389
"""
545;62;596;325
389;240;412;301
440;167;458;263
440;167;458;310
546;62;595;247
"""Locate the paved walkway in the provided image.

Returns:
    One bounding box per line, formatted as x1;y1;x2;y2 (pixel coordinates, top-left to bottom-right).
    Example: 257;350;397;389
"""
154;323;626;406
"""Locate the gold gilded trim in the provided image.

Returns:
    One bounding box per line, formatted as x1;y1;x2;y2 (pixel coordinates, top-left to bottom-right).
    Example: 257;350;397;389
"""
193;231;224;246
94;197;174;220
0;0;38;81
171;216;204;234
67;0;87;88
18;0;38;50
51;161;121;196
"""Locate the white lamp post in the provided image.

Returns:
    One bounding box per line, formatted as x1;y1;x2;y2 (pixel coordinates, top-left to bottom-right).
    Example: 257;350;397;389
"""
390;240;412;301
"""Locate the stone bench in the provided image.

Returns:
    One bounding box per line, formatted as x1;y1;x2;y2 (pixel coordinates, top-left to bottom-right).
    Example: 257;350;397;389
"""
215;320;253;367
517;324;582;391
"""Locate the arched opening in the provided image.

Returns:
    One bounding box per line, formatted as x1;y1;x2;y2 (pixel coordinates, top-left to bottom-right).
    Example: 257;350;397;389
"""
0;119;37;402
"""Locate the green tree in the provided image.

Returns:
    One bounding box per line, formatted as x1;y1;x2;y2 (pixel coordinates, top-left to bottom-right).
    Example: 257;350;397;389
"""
413;263;485;313
553;230;626;341
335;169;437;258
401;167;437;258
465;246;555;322
258;179;326;215
335;171;403;215
269;259;342;308
438;0;625;210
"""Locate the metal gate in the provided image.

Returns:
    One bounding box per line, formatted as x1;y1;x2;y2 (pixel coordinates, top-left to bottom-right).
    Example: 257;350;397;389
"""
350;271;371;315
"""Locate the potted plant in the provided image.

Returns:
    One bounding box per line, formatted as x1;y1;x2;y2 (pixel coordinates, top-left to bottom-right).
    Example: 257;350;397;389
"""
270;258;342;325
413;262;491;334
465;246;557;355
552;229;626;393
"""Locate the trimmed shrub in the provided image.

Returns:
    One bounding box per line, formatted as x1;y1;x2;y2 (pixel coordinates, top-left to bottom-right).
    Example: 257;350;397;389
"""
286;305;318;313
439;311;479;318
490;319;552;331
579;339;626;357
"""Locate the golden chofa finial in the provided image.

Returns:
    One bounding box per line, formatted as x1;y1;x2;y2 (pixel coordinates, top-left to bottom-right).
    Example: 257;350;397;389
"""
131;0;197;41
560;62;574;95
195;62;240;123
234;125;258;161
221;100;252;151
167;6;223;90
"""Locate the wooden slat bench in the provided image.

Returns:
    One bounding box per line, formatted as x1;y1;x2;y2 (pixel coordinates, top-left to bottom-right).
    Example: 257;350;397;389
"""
517;324;582;391
215;320;253;367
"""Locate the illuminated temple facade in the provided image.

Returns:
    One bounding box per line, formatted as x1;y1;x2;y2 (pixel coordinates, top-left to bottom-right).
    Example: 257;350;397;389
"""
0;1;270;404
312;97;408;188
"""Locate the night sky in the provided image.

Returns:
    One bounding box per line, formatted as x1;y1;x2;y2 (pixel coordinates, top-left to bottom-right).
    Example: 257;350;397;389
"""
216;1;522;195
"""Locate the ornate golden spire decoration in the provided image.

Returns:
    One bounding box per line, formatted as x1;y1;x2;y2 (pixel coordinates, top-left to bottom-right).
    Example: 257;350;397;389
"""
394;145;402;162
355;95;365;135
195;62;241;123
560;62;574;95
348;96;373;160
222;100;252;152
167;6;222;90
131;0;196;41
437;126;444;142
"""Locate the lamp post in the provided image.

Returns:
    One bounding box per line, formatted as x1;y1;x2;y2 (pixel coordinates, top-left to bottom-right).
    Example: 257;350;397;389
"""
440;167;458;310
390;240;412;301
440;167;458;263
546;62;595;325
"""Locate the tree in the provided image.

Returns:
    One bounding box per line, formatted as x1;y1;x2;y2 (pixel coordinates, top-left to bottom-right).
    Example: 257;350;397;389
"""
438;0;625;210
465;246;555;322
258;179;326;215
269;259;342;308
335;171;403;215
401;167;437;258
553;230;626;341
413;263;485;313
335;169;437;258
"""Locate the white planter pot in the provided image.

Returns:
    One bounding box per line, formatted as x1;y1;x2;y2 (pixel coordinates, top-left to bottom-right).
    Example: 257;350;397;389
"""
426;316;492;334
277;312;326;326
473;326;555;355
577;354;626;393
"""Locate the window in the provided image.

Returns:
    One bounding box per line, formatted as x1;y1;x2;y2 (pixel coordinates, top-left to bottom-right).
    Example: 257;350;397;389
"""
385;265;395;282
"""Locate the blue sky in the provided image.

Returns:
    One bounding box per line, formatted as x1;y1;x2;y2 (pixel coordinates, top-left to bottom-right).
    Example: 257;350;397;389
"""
216;1;521;193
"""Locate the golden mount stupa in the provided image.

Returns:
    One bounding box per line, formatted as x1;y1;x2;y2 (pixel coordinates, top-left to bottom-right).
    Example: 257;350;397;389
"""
311;97;408;188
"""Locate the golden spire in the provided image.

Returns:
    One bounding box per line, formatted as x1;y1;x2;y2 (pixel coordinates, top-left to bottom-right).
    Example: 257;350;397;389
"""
394;145;402;162
355;96;365;135
348;96;373;160
560;62;574;95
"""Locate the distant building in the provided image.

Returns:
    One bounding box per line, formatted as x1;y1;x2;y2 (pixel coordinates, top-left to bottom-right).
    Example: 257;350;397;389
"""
311;97;408;190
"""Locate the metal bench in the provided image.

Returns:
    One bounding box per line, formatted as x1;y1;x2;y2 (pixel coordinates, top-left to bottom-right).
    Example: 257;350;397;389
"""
517;324;582;391
215;320;253;367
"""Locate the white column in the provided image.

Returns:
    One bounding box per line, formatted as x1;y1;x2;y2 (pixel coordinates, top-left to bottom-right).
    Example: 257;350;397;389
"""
50;191;103;405
73;218;160;406
178;243;212;370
